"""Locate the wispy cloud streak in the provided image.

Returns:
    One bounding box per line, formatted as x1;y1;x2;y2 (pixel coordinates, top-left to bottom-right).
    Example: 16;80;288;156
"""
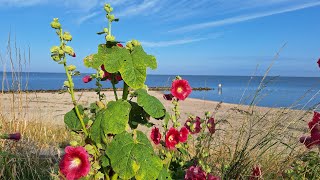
169;1;320;33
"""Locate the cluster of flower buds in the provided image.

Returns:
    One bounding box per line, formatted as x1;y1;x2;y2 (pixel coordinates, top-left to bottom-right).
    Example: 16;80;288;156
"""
184;113;216;135
125;40;141;51
50;18;76;62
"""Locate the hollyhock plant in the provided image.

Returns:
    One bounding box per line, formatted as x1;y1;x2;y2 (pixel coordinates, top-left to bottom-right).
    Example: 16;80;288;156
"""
82;75;92;83
300;112;320;149
150;127;161;145
179;127;189;143
185;116;202;134
249;165;262;180
184;165;207;180
207;117;215;134
165;127;180;149
171;79;192;100
59;146;90;180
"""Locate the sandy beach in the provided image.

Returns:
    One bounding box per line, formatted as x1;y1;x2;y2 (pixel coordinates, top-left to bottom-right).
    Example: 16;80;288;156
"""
0;90;311;134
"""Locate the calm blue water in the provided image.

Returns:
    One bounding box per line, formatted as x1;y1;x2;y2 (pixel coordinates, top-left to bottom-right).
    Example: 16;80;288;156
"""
1;72;320;109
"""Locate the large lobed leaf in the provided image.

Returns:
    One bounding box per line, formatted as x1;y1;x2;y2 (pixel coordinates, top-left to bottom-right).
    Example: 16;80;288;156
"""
135;89;166;119
106;131;163;180
102;100;131;135
64;105;89;131
84;44;157;89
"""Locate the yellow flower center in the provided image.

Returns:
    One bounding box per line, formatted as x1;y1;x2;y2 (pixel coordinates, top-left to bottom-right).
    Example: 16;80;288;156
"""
70;157;81;169
177;87;183;93
168;135;174;142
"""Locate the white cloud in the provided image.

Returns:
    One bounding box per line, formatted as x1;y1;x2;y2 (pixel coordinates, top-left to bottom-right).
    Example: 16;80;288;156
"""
169;1;320;33
77;11;101;25
141;33;222;47
116;0;160;17
0;0;44;7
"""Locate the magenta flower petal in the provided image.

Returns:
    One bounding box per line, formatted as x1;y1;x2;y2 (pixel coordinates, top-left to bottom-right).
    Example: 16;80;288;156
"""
249;165;262;180
171;79;192;100
165;127;180;149
82;75;92;83
207;117;215;134
179;127;189;143
59;146;90;180
184;165;207;180
150;127;161;145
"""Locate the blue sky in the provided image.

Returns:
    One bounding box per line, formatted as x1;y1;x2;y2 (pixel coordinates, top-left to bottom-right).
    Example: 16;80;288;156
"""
0;0;320;77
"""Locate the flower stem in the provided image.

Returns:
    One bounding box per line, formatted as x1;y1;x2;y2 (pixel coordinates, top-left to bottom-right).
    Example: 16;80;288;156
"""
111;80;118;100
122;82;129;100
63;62;88;136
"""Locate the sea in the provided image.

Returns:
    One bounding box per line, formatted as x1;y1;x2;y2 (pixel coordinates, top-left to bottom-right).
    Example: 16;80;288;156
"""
1;72;320;110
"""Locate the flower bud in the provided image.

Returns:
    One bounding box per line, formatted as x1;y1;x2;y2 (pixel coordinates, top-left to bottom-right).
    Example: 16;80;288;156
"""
105;35;115;42
103;28;109;34
70;140;78;146
50;18;61;29
63;32;73;41
96;101;105;109
64;81;73;88
107;14;115;22
67;65;76;71
1;132;21;141
64;46;75;57
104;4;113;13
132;40;141;46
126;42;133;50
51;55;61;62
50;46;60;53
82;75;92;83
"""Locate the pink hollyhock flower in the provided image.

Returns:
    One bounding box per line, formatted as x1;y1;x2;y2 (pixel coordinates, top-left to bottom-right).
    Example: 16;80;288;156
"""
117;43;123;47
207;117;215;134
171;79;192;100
82;75;92;83
317;58;320;68
207;174;221;180
249;165;262;180
300;112;320;149
59;146;90;180
163;94;174;101
165;127;180;149
179;127;189;143
150;127;161;145
185;116;202;134
184;165;207;180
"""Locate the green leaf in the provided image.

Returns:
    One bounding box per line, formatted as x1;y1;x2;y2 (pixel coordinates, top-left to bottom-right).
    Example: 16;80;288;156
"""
135;89;166;119
90;110;105;144
106;131;163;180
157;168;172;180
101;155;110;167
104;45;131;73
131;46;157;70
64;105;88;131
102;100;131;135
128;101;153;129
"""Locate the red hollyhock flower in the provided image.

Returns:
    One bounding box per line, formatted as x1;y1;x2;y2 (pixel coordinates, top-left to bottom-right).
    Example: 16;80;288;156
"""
171;79;192;100
249;165;262;180
184;165;207;180
59;146;90;180
185;116;202;134
300;112;320;149
163;94;174;101
82;75;92;83
207;117;215;134
179;127;189;143
117;43;123;47
207;174;221;180
317;58;320;68
150;127;161;145
165;127;180;149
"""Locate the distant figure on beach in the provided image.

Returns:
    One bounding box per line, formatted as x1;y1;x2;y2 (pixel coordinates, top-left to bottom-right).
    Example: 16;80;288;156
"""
218;83;222;95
